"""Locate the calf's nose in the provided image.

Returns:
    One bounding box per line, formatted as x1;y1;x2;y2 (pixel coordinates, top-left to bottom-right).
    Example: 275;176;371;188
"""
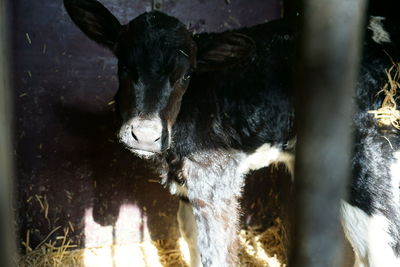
131;126;161;147
127;118;163;152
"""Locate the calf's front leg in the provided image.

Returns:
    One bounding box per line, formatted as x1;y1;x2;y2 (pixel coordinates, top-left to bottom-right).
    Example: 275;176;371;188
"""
177;155;245;267
190;195;241;267
178;200;202;267
177;192;242;267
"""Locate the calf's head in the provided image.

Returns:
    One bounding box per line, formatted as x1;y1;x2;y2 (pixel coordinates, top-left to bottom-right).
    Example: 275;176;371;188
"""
64;0;255;157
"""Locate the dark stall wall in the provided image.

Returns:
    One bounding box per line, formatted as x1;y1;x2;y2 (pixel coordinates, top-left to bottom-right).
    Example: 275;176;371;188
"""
13;0;283;252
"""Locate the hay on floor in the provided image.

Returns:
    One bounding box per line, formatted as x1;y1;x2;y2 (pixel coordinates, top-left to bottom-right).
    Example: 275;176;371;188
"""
17;218;286;267
368;62;400;130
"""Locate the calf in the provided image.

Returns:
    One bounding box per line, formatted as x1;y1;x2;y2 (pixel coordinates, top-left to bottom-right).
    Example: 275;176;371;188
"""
64;0;400;266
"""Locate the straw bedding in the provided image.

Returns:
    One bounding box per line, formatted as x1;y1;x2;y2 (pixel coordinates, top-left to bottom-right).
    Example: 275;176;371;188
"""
368;62;400;130
17;217;287;267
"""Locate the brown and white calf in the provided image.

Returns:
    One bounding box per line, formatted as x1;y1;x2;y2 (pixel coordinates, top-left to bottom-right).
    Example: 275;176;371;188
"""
64;0;400;266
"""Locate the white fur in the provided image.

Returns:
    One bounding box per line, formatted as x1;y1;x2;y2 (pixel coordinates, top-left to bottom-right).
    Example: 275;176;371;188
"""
368;215;400;267
238;143;294;177
341;201;400;267
129;149;156;158
274;151;295;177
341;201;369;263
368;16;391;44
169;181;188;197
178;201;202;267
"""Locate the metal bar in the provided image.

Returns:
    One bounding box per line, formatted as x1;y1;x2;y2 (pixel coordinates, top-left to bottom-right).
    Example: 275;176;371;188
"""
290;0;367;266
0;0;16;266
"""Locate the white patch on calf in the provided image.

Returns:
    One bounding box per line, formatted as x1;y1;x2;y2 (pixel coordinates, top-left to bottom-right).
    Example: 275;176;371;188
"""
274;151;295;177
368;16;391;44
341;201;369;263
341;201;400;267
169;181;188;197
238;143;294;177
368;215;400;267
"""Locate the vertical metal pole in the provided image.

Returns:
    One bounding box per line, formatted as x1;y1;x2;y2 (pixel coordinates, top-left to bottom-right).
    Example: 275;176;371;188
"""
0;0;16;266
290;0;367;266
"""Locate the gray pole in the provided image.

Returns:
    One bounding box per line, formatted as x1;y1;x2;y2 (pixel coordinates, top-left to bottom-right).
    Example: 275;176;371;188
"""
290;0;367;266
0;0;17;266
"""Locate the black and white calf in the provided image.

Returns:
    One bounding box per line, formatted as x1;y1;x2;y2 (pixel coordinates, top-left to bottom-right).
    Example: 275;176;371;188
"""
64;0;400;266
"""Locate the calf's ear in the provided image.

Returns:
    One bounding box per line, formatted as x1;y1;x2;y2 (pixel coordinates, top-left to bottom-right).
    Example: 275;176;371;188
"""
196;32;255;72
64;0;121;50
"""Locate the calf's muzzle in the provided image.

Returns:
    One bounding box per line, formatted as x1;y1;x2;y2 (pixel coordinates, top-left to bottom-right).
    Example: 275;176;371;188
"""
118;117;164;154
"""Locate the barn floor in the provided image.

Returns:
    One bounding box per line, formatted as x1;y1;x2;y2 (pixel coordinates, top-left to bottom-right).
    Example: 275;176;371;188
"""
16;164;292;267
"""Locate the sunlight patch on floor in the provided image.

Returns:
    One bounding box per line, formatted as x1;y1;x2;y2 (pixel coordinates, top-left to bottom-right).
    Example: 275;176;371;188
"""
83;204;163;267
